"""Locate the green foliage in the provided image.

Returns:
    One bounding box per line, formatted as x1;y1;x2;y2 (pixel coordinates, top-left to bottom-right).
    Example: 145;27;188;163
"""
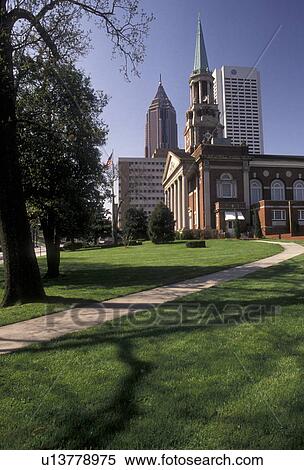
148;203;175;244
177;228;209;241
186;240;206;248
88;207;112;244
234;219;241;239
17;59;110;242
179;228;194;240
253;211;263;239
123;208;148;243
62;241;85;251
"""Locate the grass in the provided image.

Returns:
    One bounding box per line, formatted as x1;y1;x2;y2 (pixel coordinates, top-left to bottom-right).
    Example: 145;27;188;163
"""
0;243;303;449
0;240;281;327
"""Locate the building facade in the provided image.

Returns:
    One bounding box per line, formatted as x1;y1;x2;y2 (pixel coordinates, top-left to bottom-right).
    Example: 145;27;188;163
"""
145;78;178;158
118;151;166;226
163;17;304;238
213;66;264;154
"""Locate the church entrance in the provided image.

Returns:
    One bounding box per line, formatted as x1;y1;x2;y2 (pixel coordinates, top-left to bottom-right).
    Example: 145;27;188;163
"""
226;220;234;236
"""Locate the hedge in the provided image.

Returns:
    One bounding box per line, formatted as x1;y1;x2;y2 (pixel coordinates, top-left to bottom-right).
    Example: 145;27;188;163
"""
186;240;206;248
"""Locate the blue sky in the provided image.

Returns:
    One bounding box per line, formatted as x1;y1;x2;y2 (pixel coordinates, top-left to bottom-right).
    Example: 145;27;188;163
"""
79;0;304;159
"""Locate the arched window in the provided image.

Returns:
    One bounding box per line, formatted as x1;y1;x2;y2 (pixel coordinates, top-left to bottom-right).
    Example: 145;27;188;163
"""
250;179;263;204
271;179;285;201
293;180;304;201
217;173;237;199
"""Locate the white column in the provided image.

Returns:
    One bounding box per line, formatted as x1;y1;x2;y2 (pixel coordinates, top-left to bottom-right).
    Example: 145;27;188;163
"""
178;177;183;229
177;176;182;230
173;181;178;229
195;175;200;228
199;81;203;104
169;185;173;212
207;81;211;103
182;175;189;229
203;162;211;228
243;162;250;209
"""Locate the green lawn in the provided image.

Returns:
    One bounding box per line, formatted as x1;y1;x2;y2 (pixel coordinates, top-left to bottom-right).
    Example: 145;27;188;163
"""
0;240;281;326
0;244;303;449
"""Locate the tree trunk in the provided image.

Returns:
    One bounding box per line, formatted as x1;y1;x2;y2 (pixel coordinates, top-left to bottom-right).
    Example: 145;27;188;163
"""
0;11;45;306
41;218;61;278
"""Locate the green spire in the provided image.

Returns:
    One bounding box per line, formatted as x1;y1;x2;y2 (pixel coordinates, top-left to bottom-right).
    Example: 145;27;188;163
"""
193;14;209;74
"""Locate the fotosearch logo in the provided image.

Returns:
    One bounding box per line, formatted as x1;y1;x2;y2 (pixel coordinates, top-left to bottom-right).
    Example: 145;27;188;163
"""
44;301;281;330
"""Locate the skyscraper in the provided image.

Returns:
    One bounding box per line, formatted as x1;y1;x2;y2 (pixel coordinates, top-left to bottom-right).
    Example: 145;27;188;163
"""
213;66;264;154
145;77;178;158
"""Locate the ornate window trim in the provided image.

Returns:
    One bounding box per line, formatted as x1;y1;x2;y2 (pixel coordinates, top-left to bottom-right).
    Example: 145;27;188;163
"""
271;179;285;201
216;173;237;199
293;180;304;201
250;179;263;204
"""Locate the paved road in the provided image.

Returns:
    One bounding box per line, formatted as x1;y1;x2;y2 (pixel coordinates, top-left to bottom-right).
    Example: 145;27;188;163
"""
0;241;303;355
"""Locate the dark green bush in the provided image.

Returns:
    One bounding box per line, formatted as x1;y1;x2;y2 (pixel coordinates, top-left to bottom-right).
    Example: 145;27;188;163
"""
127;240;143;246
180;228;194;240
123;208;148;241
149;203;175;244
186;240;206;248
62;241;85;251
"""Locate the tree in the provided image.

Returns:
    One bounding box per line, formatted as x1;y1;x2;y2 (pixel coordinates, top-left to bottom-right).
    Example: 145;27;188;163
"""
123;207;147;243
18;60;109;278
234;219;241;239
148;203;175;244
253;210;263;239
88;206;112;245
0;0;154;306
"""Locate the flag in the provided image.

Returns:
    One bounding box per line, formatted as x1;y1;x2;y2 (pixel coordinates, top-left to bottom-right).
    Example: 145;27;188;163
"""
106;151;113;169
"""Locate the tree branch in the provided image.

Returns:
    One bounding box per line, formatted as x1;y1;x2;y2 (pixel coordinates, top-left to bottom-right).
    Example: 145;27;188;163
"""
8;7;60;59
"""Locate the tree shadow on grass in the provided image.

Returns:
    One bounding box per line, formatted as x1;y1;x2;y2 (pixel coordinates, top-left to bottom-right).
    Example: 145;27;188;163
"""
45;295;101;309
11;296;304;450
41;264;262;292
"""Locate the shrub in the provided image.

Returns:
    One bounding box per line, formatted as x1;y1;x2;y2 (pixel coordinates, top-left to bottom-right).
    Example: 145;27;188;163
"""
253;211;263;239
192;229;202;240
62;241;85;251
149;203;175;244
180;228;194;240
175;231;182;240
234;220;241;239
127;240;143;246
186;240;206;248
123;207;148;242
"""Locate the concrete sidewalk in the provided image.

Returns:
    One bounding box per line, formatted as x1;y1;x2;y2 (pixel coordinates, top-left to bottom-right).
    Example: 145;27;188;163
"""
0;241;303;355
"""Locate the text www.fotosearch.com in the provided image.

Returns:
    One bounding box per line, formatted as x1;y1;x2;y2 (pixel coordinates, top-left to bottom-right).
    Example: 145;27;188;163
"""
124;453;264;466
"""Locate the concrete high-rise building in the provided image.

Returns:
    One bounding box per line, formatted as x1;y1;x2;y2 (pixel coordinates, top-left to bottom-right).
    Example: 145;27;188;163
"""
145;77;178;158
213;66;264;154
118;150;167;226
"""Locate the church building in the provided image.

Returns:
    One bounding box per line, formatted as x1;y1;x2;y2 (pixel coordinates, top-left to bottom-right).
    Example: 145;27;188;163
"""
163;17;304;237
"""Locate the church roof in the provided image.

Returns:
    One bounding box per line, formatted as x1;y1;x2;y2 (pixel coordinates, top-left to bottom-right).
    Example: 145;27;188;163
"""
193;14;209;74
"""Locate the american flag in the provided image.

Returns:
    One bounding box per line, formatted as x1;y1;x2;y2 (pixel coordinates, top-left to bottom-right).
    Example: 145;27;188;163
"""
106;151;113;168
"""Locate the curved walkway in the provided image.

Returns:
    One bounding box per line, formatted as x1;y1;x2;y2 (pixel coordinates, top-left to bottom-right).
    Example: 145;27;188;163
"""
0;241;303;355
